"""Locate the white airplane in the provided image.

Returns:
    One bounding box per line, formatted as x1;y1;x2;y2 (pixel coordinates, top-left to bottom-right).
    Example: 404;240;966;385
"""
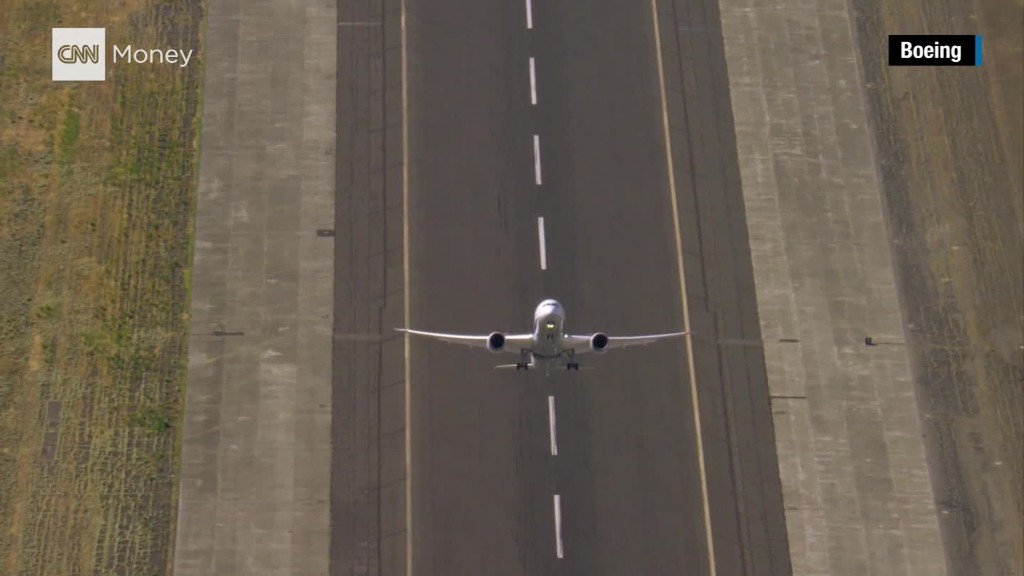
396;299;688;373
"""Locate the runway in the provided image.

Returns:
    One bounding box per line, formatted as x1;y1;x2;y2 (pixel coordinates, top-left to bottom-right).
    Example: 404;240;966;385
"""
402;0;789;573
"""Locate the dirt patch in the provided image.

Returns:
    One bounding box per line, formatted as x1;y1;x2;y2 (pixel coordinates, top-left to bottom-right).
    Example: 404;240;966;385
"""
0;1;204;574
848;0;1023;574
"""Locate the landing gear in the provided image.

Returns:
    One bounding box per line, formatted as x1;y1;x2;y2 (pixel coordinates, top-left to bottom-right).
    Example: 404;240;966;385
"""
516;350;530;370
565;350;579;371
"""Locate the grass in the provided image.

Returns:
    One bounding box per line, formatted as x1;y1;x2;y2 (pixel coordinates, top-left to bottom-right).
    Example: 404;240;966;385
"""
129;406;174;434
0;1;204;574
850;0;1024;573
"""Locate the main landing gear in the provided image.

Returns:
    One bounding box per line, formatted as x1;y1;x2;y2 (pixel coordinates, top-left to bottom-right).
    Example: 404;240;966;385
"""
516;350;530;370
565;350;579;371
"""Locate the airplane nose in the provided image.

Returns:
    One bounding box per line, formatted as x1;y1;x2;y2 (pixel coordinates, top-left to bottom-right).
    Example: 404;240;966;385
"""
537;299;563;315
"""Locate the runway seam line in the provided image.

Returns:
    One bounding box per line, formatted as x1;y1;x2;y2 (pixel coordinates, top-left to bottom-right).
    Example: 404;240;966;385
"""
401;1;413;575
651;0;718;573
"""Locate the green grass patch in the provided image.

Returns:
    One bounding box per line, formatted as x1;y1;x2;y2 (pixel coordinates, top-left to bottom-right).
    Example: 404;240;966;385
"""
129;407;174;434
59;107;80;164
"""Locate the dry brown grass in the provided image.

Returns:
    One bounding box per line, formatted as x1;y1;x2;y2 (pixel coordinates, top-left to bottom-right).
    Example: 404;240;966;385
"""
0;1;203;574
850;0;1023;574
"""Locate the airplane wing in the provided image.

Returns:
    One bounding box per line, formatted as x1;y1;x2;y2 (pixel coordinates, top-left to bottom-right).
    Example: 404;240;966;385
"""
564;331;689;353
396;328;533;351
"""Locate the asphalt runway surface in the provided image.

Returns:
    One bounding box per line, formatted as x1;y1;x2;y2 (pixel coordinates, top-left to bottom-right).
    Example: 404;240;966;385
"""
399;0;790;574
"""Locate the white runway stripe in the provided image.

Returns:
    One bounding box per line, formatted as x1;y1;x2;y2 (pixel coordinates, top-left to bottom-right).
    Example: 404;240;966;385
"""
548;395;558;454
538;217;548;270
529;57;538;105
553;494;564;559
533;135;542;185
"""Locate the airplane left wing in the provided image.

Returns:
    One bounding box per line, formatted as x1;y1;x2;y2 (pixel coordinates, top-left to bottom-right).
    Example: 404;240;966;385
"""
603;332;689;349
564;331;689;353
396;328;533;351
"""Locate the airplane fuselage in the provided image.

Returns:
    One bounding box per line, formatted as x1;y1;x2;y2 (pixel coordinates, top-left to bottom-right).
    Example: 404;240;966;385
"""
529;299;568;362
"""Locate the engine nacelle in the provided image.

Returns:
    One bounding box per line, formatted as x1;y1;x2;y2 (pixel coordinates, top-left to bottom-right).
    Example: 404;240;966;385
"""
487;332;506;352
590;332;610;353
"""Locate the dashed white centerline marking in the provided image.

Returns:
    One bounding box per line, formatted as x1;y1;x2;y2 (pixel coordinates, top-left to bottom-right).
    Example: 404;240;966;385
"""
525;0;534;29
548;395;557;455
533;135;542;185
538;217;548;271
553;494;564;559
529;57;538;105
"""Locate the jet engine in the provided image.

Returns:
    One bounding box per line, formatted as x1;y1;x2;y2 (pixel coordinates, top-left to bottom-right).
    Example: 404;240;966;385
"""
487;332;506;352
590;332;610;353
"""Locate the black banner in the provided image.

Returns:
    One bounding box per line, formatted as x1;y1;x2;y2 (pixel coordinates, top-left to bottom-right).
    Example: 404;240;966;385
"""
888;35;982;66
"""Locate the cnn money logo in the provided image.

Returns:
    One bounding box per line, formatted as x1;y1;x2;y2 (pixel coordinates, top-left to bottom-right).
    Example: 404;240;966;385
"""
52;28;197;82
53;28;105;81
888;35;983;66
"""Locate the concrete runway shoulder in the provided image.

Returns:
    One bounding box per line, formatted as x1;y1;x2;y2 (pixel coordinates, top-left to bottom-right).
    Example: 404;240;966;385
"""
174;1;336;574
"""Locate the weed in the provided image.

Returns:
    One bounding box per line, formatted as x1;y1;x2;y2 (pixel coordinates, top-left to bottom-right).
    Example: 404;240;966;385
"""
130;407;173;434
35;303;57;320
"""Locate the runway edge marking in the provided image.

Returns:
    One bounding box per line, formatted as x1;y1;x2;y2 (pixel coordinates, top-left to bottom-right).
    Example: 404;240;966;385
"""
650;0;717;573
402;1;413;575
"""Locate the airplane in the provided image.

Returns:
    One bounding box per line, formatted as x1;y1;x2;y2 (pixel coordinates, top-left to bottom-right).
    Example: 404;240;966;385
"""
396;298;689;373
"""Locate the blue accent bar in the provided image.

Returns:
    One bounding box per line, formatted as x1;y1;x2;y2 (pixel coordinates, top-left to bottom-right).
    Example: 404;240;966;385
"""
975;35;983;66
